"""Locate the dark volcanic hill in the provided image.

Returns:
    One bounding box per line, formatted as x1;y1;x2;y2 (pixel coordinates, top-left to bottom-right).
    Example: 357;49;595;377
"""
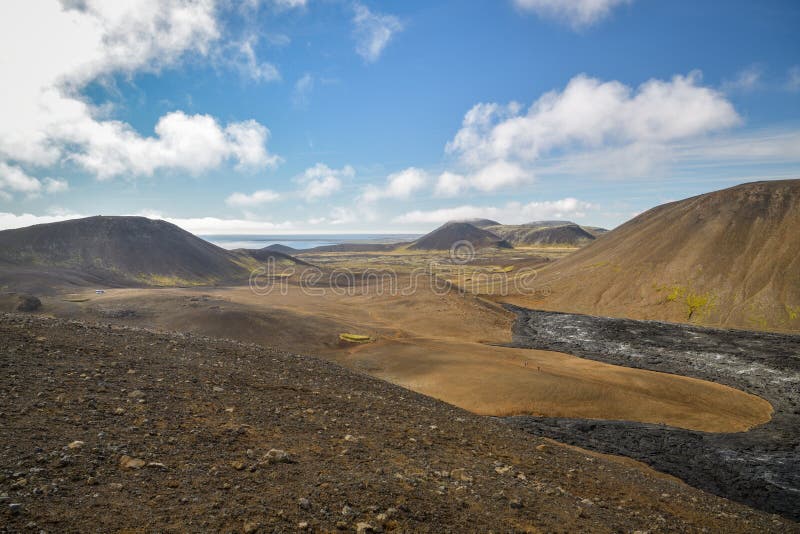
522;220;574;228
488;222;596;247
408;222;512;251
234;247;314;267
450;218;501;228
263;243;299;254
302;242;406;253
0;216;250;289
510;180;800;332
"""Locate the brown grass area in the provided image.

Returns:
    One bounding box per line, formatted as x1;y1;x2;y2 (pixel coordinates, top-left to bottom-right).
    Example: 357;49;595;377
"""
500;180;800;333
44;275;773;434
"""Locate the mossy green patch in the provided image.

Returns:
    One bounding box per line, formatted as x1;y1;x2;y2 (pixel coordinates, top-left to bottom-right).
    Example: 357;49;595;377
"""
657;284;716;321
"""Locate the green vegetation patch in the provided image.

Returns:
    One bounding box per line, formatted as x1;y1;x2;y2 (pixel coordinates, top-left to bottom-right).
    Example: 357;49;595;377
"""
656;284;717;321
136;273;218;287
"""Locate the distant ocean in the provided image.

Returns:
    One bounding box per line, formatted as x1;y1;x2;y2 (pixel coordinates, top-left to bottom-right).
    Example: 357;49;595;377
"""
201;234;420;251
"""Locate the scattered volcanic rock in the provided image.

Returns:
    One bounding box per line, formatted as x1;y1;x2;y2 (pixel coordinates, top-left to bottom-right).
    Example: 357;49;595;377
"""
15;295;41;312
408;222;512;251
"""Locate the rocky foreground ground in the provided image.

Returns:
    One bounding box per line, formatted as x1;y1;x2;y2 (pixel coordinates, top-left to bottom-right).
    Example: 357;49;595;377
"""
1;314;797;533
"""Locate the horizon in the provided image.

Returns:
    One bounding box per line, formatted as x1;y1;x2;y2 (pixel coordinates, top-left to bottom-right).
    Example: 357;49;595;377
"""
1;1;799;235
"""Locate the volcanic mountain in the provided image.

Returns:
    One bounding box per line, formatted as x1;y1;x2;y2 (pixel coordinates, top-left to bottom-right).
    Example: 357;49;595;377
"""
407;222;512;251
451;218;502;228
488;222;597;247
507;180;800;333
263;243;299;254
235;247;314;267
0;216;252;289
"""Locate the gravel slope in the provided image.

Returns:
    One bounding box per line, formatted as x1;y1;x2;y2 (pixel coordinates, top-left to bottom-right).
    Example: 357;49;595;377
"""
1;314;796;532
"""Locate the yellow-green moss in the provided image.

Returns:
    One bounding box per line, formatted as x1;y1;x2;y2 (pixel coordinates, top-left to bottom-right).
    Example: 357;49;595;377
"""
339;333;372;343
657;284;716;321
136;274;218;287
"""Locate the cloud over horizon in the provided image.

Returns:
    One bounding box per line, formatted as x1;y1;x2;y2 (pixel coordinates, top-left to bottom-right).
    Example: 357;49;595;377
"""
443;72;741;186
296;163;354;201
394;198;595;225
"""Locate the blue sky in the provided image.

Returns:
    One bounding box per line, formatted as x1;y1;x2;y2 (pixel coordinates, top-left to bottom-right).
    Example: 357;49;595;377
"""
0;0;799;234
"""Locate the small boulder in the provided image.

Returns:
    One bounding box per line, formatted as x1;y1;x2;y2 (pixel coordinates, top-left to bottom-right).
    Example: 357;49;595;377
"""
450;468;473;482
262;449;291;464
16;296;41;312
242;520;261;533
119;455;146;469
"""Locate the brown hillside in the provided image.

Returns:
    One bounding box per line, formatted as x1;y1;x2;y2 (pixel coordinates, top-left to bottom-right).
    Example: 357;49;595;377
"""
504;180;800;333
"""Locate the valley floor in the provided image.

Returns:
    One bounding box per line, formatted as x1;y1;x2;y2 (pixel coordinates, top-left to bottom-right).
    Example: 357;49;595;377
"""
19;283;772;433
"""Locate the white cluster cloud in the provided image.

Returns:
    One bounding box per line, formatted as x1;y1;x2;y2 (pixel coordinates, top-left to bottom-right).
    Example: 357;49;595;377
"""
352;3;404;62
434;161;532;197
395;198;594;225
69;112;279;180
362;168;428;202
0;162;68;200
443;72;740;188
0;0;278;190
296;163;354;201
513;0;632;28
225;189;281;208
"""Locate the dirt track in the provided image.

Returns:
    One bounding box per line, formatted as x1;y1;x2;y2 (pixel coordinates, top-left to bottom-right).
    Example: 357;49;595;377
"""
4;313;798;532
504;306;800;521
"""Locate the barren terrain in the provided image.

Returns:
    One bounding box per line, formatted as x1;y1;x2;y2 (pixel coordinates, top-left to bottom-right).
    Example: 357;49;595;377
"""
1;313;796;533
9;281;773;434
